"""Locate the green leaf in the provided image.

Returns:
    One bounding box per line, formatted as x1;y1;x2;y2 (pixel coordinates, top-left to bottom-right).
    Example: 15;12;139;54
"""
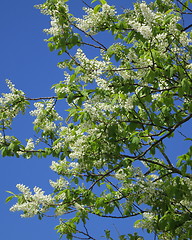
181;164;187;175
67;93;75;104
132;136;140;145
99;0;107;4
94;4;101;13
5;195;15;203
48;42;55;51
71;35;79;44
104;229;113;240
150;146;156;155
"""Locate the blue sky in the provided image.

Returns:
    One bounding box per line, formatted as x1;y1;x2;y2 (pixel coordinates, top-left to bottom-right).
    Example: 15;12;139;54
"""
0;1;191;240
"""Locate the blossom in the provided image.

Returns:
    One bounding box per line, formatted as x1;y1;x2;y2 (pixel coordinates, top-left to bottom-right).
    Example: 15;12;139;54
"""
140;2;155;24
74;48;109;83
50;160;64;173
16;184;32;199
40;2;69;36
74;203;85;211
134;212;156;230
115;169;127;180
30;99;63;134
179;32;191;47
49;177;69;190
75;4;116;35
167;16;181;34
138;25;152;39
25;138;34;151
0;80;26;128
10;184;54;218
128;21;152;39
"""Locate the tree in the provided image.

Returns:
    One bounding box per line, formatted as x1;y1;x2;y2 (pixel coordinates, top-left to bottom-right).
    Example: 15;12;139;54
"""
1;0;192;239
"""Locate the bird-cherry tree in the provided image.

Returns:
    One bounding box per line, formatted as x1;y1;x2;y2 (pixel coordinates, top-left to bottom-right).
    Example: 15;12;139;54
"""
1;0;192;239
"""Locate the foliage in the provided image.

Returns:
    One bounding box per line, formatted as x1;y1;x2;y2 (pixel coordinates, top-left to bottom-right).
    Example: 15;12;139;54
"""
1;0;192;239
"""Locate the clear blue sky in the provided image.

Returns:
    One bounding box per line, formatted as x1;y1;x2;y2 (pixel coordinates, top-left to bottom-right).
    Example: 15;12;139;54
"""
0;1;191;240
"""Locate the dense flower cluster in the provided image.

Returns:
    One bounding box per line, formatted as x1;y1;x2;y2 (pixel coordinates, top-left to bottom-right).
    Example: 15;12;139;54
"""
74;48;110;83
10;184;54;217
50;158;80;176
75;4;117;35
129;20;152;39
30;99;63;135
25;138;34;151
139;2;155;24
49;177;69;190
0;80;26;128
36;0;69;36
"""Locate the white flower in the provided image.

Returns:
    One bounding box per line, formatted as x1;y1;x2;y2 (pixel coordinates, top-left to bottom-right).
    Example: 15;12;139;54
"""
168;16;181;34
10;184;54;218
134;212;156;230
0;80;26;128
5;79;24;95
25;138;34;151
140;2;155;24
75;4;116;35
50;160;63;172
16;184;32;199
74;203;85;211
10;202;39;218
30;99;63;134
49;177;69;190
139;25;152;39
180;32;191;46
115;169;127;180
128;21;152;39
187;63;192;70
69;162;79;169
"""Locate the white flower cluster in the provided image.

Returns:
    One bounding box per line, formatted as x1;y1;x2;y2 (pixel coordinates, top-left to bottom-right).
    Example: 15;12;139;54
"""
50;158;80;175
69;135;88;159
126;2;157;39
177;178;192;210
74;202;85;211
53;72;71;98
152;33;169;52
46;17;64;36
139;2;155;24
57;48;113;95
49;177;69;190
129;20;152;39
126;49;138;63
82;93;133;122
115;169;127;180
0;80;26;128
74;48;110;83
30;99;63;134
75;4;116;35
115;166;144;181
37;1;69;36
0;133;16;145
134;212;156;230
58;126;90;160
50;160;64;173
179;31;191;47
10;184;54;218
167;15;181;34
25;138;34;151
83;96;116;119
